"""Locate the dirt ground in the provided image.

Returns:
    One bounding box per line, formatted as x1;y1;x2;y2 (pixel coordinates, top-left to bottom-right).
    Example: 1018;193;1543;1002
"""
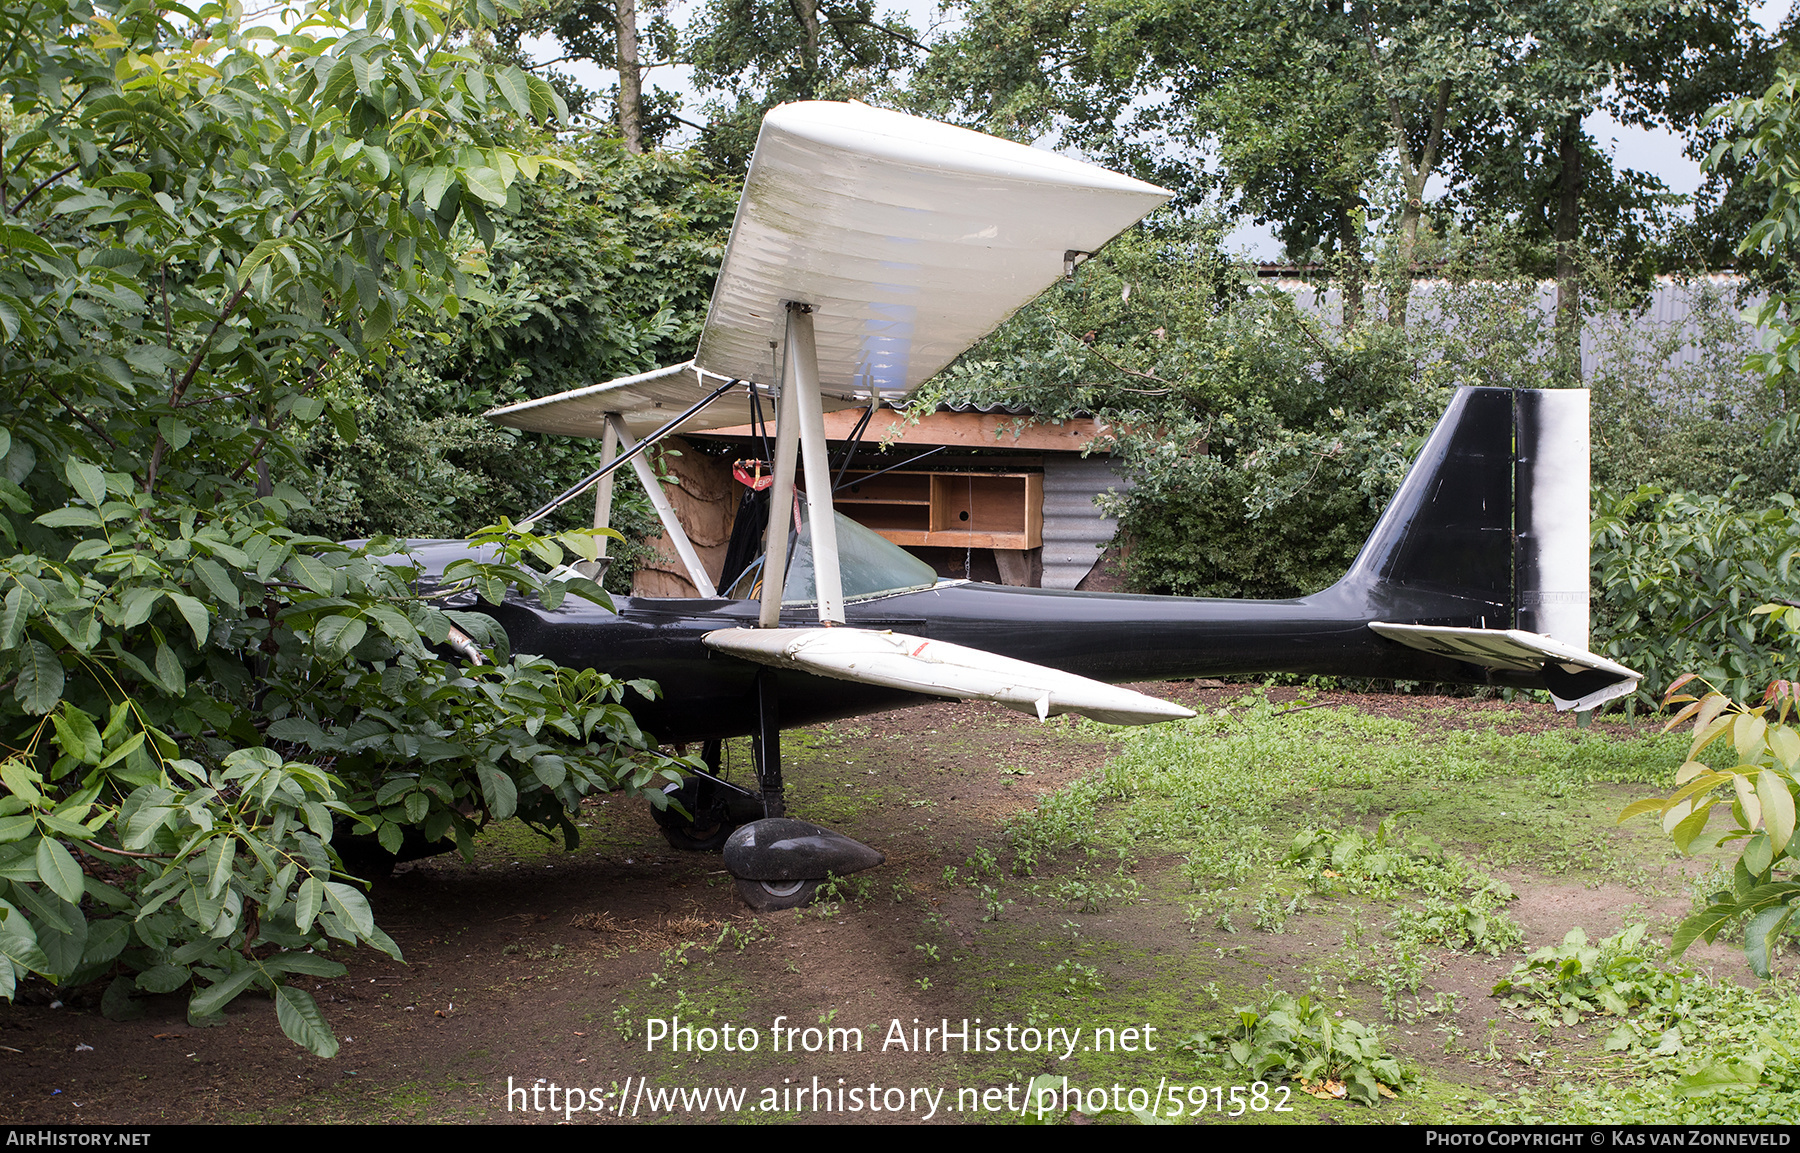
0;686;1745;1125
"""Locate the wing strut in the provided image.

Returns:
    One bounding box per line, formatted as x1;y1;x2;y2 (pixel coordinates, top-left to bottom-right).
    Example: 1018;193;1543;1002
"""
590;417;618;556
758;302;844;626
790;304;845;624
758;322;801;627
517;373;742;528
609;415;718;598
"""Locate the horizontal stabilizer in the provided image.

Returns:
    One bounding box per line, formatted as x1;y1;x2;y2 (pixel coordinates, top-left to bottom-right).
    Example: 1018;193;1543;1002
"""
1369;622;1641;712
703;627;1195;726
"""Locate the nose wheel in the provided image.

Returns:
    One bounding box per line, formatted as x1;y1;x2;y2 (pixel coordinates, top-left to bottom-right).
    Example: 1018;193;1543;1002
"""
723;816;882;911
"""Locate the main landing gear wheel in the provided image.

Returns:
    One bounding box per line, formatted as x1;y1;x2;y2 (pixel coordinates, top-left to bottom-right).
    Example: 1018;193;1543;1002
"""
734;876;823;911
652;778;734;852
335;840;398;881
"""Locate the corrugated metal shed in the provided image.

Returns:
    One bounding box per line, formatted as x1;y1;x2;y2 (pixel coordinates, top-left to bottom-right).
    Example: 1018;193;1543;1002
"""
1041;456;1132;590
1278;275;1762;381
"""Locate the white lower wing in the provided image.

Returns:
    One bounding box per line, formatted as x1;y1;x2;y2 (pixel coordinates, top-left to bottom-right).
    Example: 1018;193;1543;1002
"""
1369;622;1641;712
703;627;1194;726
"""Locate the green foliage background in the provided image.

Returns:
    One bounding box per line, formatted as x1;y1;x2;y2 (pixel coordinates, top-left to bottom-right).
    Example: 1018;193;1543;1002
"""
919;222;1795;619
290;140;737;588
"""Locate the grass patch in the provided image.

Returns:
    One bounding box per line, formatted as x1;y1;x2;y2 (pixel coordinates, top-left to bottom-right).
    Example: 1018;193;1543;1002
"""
953;687;1782;1120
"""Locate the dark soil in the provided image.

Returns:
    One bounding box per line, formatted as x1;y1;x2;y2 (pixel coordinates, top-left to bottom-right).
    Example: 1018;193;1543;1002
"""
0;687;1732;1125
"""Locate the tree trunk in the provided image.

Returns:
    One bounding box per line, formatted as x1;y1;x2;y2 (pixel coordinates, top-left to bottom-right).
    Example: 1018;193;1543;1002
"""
1366;25;1449;329
791;0;820;94
616;0;643;153
1337;205;1364;327
1554;111;1584;382
1389;196;1419;328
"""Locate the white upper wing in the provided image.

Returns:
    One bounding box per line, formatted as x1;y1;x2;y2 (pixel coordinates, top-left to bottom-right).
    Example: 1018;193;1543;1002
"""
486;101;1170;439
698;101;1171;395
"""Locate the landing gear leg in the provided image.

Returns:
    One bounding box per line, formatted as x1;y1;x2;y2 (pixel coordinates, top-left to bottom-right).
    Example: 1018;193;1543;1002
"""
753;667;784;818
694;738;721;813
724;666;882;911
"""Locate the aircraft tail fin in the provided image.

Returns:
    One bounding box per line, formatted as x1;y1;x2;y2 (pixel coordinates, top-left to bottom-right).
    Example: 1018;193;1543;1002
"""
1344;387;1635;709
1343;386;1591;645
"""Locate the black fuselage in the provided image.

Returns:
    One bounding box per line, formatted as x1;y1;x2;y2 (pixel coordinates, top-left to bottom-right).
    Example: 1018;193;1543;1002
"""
491;575;1515;745
453;385;1570;744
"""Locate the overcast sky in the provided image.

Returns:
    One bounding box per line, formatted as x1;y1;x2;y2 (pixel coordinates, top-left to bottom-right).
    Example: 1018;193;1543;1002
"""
524;0;1793;259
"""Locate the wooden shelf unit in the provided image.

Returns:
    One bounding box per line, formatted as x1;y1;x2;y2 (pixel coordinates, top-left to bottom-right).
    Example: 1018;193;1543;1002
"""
819;469;1043;550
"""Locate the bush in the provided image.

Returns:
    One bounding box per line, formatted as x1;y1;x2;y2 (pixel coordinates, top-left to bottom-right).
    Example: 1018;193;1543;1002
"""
1622;665;1800;977
290;141;739;593
1592;487;1800;707
0;0;682;1054
1180;991;1413;1106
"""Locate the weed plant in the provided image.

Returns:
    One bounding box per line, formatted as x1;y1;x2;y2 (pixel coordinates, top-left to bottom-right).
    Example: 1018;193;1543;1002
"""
1283;815;1480;898
1492;925;1681;1037
1486;968;1800;1124
1333;943;1431;1022
1391;888;1524;955
1180;991;1416;1106
1251;887;1307;932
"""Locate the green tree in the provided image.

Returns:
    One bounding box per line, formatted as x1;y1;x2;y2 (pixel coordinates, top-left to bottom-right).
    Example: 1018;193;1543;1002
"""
1712;66;1800;418
1446;0;1771;372
494;0;688;148
903;0;1108;142
684;0;927;170
293;138;740;591
913;0;1503;319
916;0;1769;328
0;0;681;1053
1134;0;1501;325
